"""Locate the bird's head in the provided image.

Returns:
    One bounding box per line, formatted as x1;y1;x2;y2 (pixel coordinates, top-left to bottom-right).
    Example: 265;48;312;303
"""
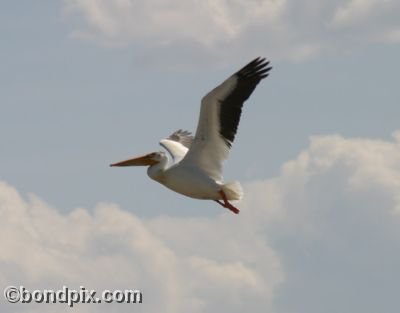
110;151;164;167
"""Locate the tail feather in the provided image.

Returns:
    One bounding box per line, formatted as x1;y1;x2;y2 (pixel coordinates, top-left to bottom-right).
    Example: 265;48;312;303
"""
222;181;243;200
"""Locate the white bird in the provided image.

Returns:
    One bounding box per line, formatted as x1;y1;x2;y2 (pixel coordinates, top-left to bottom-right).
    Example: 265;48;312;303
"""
111;57;272;214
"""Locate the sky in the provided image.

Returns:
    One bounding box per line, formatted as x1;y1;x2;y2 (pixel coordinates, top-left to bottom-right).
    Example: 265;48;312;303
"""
1;0;400;312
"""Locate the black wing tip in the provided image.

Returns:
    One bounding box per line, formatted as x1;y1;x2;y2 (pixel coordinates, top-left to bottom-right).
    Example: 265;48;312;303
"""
236;57;272;80
248;56;270;67
218;57;272;148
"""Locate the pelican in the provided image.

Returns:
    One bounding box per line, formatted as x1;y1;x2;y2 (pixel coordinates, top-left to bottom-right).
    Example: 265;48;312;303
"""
111;57;272;214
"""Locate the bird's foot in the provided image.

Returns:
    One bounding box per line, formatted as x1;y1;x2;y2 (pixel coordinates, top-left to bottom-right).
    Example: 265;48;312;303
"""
214;191;240;214
224;202;240;214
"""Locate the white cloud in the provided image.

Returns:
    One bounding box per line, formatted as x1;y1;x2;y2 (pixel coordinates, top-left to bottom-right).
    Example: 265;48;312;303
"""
2;130;400;312
65;0;285;45
243;131;400;231
0;180;283;313
331;0;397;28
64;0;400;62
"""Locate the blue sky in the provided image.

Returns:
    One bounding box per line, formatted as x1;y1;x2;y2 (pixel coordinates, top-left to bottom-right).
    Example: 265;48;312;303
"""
1;1;400;312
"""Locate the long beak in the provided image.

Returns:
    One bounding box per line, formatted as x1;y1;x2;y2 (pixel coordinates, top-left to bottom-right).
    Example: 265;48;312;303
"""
110;153;158;167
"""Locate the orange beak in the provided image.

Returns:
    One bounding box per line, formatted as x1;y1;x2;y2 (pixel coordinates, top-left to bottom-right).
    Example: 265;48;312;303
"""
110;153;158;167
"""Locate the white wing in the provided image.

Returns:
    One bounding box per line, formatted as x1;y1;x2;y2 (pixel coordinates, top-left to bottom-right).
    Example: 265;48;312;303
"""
181;57;272;181
160;129;193;164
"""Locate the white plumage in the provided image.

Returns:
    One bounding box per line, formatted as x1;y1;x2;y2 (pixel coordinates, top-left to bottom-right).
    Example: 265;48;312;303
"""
111;57;272;214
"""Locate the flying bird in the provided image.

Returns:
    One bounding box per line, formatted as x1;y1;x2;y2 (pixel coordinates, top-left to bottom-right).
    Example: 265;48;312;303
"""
111;57;272;214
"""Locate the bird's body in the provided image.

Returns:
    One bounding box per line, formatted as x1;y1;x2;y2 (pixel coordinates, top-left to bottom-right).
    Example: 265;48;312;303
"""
111;57;272;214
146;151;242;200
149;161;223;200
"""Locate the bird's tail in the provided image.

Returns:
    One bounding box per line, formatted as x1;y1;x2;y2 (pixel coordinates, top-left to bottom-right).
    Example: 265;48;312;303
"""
222;181;243;200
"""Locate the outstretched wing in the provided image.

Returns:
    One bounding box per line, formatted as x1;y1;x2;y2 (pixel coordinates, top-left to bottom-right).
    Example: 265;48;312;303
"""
181;57;272;181
160;129;194;164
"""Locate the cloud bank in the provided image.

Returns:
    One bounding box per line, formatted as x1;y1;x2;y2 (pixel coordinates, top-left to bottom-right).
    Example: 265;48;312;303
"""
1;130;400;312
65;0;400;62
0;186;283;313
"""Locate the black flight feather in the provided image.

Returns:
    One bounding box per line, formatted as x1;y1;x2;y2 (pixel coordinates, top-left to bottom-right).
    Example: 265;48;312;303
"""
219;57;272;147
